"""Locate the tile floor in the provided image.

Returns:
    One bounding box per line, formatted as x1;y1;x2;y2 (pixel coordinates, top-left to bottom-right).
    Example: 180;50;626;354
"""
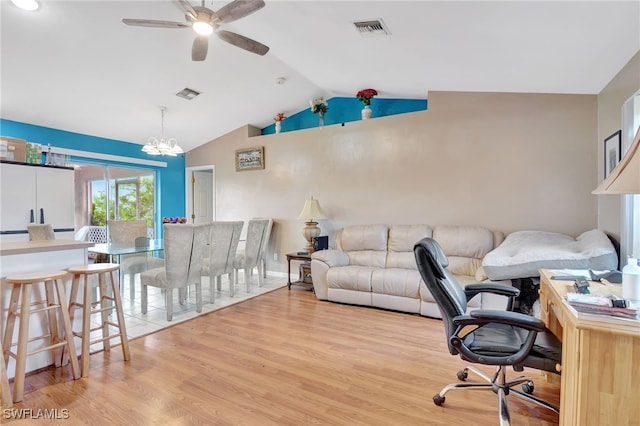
84;271;289;351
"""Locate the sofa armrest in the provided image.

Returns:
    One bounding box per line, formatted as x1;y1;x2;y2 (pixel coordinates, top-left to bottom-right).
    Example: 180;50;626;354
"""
311;249;350;268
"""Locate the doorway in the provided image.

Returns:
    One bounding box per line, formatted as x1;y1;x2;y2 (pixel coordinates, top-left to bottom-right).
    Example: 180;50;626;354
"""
186;166;215;224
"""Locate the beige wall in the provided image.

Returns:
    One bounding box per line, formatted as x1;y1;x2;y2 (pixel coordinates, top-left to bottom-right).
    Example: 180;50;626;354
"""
595;51;640;244
187;91;598;273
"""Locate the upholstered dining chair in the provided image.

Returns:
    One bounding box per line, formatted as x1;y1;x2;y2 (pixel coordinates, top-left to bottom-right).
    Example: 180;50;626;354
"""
413;237;561;426
233;219;269;293
107;219;164;300
140;224;204;321
27;223;55;240
257;218;273;279
201;221;243;301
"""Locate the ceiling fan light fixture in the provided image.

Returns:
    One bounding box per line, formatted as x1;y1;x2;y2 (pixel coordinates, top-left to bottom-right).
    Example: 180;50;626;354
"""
193;21;213;36
11;0;39;11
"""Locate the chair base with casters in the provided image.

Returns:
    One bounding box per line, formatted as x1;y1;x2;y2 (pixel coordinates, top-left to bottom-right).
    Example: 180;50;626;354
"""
433;364;559;425
66;263;131;377
413;237;561;426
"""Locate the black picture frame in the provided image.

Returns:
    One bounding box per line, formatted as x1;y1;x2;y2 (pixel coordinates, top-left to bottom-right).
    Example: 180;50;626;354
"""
604;130;621;179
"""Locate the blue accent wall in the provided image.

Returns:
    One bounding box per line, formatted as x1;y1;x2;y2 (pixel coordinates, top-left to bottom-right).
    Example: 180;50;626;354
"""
262;97;428;134
0;119;185;236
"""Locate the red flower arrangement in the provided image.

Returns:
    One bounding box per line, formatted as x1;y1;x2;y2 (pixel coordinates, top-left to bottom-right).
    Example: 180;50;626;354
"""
356;88;378;106
274;112;286;122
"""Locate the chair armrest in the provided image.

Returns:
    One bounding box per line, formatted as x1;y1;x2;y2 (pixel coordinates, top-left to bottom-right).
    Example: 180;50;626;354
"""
464;283;519;300
311;249;350;268
468;310;546;332
464;283;520;311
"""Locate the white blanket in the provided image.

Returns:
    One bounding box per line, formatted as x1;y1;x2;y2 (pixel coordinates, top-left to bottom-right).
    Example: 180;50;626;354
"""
482;229;618;280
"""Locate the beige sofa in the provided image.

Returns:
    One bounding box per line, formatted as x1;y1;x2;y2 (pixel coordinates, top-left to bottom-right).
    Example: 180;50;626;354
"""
310;224;512;318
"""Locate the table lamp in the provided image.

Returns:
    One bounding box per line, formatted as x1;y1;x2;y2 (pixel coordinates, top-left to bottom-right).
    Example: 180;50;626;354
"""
297;196;327;253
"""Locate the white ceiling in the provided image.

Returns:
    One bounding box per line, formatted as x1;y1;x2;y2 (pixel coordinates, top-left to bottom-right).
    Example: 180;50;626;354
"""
1;0;639;152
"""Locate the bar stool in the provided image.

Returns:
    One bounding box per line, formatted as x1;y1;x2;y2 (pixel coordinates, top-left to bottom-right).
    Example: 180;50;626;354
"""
1;350;12;408
66;263;130;377
2;270;80;403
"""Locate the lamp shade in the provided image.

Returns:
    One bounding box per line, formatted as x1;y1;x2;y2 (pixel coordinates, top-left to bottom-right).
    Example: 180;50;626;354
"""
593;127;640;194
297;197;327;220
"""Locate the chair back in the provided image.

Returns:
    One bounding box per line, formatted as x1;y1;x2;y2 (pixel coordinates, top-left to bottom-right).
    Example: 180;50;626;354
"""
163;224;195;289
107;219;147;245
413;237;469;352
27;224;55;241
206;221;244;275
243;219;269;267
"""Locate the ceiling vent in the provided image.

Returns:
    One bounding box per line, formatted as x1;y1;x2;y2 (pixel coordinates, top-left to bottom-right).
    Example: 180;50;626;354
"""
353;19;391;37
176;87;201;100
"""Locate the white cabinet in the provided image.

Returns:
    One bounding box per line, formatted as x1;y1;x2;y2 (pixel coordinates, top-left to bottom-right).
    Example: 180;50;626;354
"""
0;162;75;241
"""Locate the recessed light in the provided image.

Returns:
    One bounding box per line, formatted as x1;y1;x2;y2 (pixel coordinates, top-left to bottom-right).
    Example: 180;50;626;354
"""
11;0;39;11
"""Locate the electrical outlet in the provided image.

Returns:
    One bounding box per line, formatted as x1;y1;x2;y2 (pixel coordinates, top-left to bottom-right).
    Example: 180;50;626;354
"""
273;253;278;261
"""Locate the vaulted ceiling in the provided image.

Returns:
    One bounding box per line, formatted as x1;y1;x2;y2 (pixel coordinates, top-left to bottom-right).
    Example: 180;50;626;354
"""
1;0;639;152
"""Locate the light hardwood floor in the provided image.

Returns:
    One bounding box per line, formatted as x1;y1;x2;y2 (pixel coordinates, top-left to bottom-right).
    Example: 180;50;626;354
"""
3;286;560;425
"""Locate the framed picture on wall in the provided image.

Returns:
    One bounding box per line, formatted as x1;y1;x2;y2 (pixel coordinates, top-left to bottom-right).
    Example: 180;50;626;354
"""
604;130;621;178
235;146;264;171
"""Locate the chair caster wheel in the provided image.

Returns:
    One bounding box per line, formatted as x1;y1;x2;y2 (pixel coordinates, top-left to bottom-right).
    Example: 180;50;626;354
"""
457;369;468;381
522;381;534;394
433;394;446;406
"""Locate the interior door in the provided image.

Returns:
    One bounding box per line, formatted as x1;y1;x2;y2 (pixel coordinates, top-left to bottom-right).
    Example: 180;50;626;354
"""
192;170;214;224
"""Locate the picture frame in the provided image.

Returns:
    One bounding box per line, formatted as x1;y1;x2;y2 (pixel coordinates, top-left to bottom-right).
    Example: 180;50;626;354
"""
235;146;264;171
604;130;622;178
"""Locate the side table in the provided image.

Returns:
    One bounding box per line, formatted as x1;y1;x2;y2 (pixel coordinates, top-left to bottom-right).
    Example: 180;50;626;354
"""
286;252;313;290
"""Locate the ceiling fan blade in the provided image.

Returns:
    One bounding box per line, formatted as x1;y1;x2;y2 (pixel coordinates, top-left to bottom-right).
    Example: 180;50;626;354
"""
176;0;197;21
216;30;269;56
215;0;265;24
122;18;191;29
192;36;208;61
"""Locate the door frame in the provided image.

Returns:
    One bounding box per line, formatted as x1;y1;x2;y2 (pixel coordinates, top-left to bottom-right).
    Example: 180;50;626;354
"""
185;165;215;224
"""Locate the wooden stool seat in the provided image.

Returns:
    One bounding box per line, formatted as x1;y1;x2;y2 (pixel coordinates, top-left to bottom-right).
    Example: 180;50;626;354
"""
66;262;130;377
2;270;80;403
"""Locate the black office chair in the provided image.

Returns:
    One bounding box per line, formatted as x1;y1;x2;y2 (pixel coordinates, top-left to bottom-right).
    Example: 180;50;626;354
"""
413;238;561;425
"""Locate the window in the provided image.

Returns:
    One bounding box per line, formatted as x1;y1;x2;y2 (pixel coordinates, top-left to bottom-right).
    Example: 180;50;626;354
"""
76;163;157;237
622;90;640;260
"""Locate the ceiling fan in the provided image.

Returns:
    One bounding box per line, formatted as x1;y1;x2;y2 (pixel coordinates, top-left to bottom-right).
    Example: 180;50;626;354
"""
122;0;269;61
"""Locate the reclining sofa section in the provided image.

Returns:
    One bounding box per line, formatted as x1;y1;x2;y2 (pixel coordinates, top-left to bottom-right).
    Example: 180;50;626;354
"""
310;224;512;319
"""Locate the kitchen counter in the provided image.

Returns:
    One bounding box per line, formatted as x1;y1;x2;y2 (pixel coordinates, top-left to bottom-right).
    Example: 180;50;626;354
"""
1;239;94;379
0;239;94;256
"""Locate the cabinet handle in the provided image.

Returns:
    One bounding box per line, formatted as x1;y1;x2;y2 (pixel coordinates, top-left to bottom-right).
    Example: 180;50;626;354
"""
40;208;44;224
30;209;34;223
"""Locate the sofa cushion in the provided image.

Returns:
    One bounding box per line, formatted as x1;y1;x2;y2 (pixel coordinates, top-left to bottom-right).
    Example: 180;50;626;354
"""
339;224;388;268
433;225;496;259
371;268;422;298
387;225;433;269
327;265;375;292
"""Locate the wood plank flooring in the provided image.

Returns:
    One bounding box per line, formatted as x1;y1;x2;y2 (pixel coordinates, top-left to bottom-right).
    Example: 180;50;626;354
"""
3;287;560;425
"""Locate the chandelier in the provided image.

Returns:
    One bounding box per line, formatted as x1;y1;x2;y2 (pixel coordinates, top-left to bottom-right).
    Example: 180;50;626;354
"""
142;107;184;156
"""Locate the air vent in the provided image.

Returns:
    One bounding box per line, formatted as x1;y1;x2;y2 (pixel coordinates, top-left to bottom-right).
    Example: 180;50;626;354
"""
353;19;391;37
176;87;201;100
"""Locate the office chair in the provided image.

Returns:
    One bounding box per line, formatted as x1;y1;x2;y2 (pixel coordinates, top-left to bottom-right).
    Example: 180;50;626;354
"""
413;238;561;426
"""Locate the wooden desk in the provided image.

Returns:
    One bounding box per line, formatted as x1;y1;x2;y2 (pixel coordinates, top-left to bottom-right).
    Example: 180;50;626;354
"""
539;269;640;426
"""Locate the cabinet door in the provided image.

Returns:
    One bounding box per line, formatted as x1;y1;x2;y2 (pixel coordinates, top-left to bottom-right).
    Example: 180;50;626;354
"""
36;167;75;232
0;163;37;233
